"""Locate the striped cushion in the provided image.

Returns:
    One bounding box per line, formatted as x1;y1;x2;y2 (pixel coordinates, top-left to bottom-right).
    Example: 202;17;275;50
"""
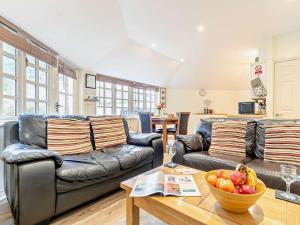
264;124;300;166
89;116;127;150
209;121;247;157
47;119;92;155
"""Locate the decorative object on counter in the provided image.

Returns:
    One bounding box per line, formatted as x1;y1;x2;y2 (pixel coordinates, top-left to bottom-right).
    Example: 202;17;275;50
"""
156;102;166;117
203;107;213;114
251;77;267;98
85;74;96;89
254;98;266;115
84;96;99;102
159;88;167;106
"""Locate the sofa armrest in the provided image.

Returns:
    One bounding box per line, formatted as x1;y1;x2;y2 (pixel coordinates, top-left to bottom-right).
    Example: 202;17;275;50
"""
173;140;187;165
176;133;206;152
151;138;164;167
127;133;162;146
2;143;63;168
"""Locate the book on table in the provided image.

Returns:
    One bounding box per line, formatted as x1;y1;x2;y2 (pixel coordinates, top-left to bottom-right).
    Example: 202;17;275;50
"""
130;171;201;197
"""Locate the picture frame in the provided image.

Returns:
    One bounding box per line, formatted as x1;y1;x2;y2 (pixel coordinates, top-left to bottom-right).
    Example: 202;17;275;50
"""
85;74;96;89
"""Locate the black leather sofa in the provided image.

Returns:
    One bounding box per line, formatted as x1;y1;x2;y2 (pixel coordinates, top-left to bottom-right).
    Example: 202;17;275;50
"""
173;118;300;195
1;115;164;225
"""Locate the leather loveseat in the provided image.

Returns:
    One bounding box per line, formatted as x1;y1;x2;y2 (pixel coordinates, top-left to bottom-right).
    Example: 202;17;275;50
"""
1;115;164;225
173;118;300;195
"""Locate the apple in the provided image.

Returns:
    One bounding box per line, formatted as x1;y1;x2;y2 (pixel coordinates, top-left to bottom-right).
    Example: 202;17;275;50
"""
233;187;241;194
240;185;256;194
230;171;247;186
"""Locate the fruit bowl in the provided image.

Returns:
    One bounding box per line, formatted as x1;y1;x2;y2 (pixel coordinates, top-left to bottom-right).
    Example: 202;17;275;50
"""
205;170;266;213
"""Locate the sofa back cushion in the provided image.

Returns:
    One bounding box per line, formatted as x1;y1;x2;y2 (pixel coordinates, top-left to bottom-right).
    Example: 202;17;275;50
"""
209;121;247;157
264;123;300;166
89;116;127;150
47;118;92;155
197;118;256;156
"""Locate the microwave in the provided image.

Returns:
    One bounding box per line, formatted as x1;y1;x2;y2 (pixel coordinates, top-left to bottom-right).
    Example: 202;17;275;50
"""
238;102;255;114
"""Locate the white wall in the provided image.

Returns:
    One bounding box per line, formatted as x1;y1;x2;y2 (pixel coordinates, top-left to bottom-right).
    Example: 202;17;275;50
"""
166;89;242;115
274;30;300;60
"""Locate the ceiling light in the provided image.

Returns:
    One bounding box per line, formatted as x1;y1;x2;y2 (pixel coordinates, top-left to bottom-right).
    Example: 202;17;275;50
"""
197;25;205;32
180;58;184;63
151;43;156;48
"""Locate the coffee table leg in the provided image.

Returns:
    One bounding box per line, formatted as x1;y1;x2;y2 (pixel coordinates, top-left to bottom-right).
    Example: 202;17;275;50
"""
126;192;139;225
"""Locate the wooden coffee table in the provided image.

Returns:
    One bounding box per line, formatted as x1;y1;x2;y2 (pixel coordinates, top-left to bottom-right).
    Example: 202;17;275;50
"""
120;165;300;225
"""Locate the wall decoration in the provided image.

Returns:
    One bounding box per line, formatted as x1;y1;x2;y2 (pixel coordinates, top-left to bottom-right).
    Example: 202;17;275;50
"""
160;88;167;106
85;74;96;89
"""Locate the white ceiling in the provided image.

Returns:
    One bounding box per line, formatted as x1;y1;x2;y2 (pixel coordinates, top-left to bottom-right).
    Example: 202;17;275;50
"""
0;0;300;89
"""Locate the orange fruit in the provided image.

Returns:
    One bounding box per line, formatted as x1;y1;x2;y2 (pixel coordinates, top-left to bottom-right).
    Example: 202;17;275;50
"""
218;179;235;193
207;174;218;187
216;169;231;179
216;178;225;189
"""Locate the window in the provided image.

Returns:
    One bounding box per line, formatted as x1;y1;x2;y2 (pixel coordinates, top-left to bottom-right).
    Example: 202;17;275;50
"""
25;54;48;114
115;84;129;115
133;88;144;113
58;73;74;114
96;81;113;116
146;89;159;113
0;42;18;116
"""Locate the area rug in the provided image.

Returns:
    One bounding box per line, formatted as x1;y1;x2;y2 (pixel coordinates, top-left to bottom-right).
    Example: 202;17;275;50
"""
115;209;167;225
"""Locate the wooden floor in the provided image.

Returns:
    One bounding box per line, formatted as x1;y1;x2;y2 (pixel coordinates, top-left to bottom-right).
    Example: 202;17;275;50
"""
0;153;172;225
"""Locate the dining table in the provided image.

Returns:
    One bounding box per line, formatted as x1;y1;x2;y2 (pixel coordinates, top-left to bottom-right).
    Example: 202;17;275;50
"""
151;117;179;153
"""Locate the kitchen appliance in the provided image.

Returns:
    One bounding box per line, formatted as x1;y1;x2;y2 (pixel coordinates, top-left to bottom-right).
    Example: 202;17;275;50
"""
239;102;255;114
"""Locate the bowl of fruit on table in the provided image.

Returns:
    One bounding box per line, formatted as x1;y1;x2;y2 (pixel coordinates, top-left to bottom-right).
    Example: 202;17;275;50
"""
205;164;266;213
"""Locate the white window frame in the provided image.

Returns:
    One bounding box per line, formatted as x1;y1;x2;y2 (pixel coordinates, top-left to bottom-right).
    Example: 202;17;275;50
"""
0;42;19;118
58;73;74;115
24;54;49;114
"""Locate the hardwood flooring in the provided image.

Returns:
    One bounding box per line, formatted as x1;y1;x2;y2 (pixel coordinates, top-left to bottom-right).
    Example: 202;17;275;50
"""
0;153;172;225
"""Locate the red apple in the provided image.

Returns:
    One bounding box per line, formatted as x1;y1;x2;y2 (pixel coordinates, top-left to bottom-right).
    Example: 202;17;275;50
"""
230;171;247;186
240;185;256;194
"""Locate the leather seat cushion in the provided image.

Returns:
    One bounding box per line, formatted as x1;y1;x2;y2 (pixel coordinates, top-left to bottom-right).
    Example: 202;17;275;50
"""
102;144;154;170
183;151;250;171
56;151;120;181
246;159;300;195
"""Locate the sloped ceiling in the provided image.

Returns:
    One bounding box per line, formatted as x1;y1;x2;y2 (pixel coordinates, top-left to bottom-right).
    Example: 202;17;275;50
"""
0;0;300;89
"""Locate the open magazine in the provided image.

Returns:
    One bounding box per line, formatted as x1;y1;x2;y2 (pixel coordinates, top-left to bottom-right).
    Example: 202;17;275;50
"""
130;171;201;197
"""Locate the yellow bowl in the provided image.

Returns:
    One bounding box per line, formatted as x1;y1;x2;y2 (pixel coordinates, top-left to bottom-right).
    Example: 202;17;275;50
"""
205;170;266;213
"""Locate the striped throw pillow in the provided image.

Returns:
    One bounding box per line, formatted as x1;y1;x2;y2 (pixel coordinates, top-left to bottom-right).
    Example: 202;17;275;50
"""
47;119;92;155
264;124;300;166
209;121;247;157
89;116;127;150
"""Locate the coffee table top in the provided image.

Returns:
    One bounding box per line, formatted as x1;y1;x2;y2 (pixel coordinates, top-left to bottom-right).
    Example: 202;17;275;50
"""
121;165;300;225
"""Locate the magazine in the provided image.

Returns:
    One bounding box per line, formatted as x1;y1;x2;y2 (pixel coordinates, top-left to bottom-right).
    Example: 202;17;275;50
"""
130;171;201;197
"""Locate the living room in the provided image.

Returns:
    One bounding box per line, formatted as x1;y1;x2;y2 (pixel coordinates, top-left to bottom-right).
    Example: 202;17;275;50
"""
0;1;300;225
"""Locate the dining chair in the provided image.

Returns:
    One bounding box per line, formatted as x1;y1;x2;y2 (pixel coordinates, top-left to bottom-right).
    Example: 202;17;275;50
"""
138;112;152;133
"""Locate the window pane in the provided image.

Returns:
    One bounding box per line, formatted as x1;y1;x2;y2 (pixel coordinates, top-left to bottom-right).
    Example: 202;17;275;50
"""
99;89;104;97
99;98;104;107
39;102;47;114
67;77;73;94
105;108;112;115
123;100;128;107
26;101;36;114
59;93;66;114
59;74;65;93
39;70;47;84
3;56;16;76
116;108;121;115
99;81;104;87
105;90;112;98
39;60;47;69
116;91;122;99
139;93;143;100
3;98;16;116
116;84;122;90
26;66;36;81
39;86;47;100
3;43;16;55
3;77;16;96
68;95;73;114
26;83;36;99
123;86;128;91
123;92;128;99
116;99;122;107
106;98;112;107
26;55;35;64
105;82;112;88
96;107;104;116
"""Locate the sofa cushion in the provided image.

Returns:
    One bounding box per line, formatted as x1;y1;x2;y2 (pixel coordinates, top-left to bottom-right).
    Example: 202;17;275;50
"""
47;118;93;155
264;123;300;166
183;151;250;171
89;116;127;150
209;121;247;157
102;144;154;170
197;118;257;156
176;133;206;152
246;159;300;195
56;151;120;181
